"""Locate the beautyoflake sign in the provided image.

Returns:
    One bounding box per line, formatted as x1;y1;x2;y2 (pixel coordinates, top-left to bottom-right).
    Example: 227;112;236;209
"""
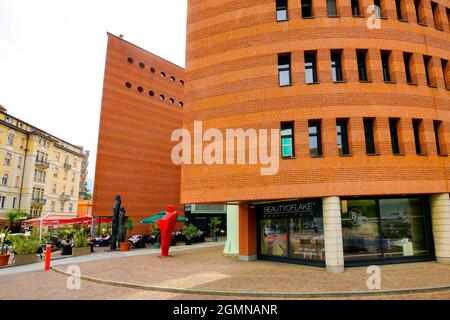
258;199;322;218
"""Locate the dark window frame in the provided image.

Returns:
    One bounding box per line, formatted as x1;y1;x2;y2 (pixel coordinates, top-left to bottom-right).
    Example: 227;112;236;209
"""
301;0;314;18
305;51;318;84
412;119;423;155
395;0;405;20
336;119;350;156
357;49;369;82
276;0;289;21
381;51;392;83
278;53;292;87
403;52;414;84
434;120;443;155
331;50;344;82
351;0;362;16
281;122;295;158
326;0;339;16
309;120;323;157
389;118;401;155
364;118;377;155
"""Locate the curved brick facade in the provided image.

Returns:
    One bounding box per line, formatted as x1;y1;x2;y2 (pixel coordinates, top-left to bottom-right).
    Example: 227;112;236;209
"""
182;0;450;204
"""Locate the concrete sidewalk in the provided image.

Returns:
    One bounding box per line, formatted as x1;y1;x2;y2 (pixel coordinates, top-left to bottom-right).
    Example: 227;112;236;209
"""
0;241;225;276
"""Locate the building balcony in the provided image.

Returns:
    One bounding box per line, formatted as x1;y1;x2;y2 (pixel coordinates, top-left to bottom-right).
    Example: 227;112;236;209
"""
35;159;50;169
60;193;70;201
81;170;88;176
64;163;72;171
31;198;47;206
81;161;89;167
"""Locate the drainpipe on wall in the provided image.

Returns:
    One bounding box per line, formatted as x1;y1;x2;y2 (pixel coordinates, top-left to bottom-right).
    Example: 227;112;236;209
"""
18;133;30;212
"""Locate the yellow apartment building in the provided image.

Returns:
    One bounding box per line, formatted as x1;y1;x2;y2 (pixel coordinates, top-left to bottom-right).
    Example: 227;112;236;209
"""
0;105;89;227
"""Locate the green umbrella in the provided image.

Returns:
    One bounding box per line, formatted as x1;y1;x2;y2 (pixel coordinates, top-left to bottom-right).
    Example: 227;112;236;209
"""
140;211;188;224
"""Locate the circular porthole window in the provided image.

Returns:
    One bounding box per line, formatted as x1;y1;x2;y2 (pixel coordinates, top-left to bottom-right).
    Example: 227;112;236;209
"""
179;80;184;86
125;82;132;88
149;90;155;97
139;62;145;69
169;98;174;104
159;94;165;101
127;57;134;64
179;101;184;107
150;67;156;73
170;76;176;82
161;72;166;78
137;86;144;93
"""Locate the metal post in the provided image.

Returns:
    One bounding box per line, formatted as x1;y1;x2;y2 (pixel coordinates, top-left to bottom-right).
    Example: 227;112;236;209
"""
39;212;52;242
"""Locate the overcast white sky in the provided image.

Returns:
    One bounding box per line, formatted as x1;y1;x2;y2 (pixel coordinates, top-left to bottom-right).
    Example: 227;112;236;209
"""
0;0;188;183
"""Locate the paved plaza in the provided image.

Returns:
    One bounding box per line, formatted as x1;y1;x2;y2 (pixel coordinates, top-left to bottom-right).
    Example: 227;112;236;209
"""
0;244;449;300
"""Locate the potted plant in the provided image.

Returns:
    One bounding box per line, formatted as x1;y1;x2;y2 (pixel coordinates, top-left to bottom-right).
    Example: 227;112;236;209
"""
0;230;11;267
120;218;135;252
151;223;161;249
182;224;198;245
9;230;41;266
208;217;221;242
72;228;90;257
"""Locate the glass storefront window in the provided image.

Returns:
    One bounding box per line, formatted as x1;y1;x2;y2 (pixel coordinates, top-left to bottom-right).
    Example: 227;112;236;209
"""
260;218;288;257
379;198;428;257
258;199;324;263
341;197;430;262
341;199;382;260
289;216;324;260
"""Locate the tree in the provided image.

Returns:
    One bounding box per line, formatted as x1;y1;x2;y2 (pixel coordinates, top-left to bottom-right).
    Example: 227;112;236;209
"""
5;210;28;231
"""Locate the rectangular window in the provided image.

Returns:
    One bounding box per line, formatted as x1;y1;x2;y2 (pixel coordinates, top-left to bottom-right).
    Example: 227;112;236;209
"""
331;50;344;82
301;0;313;18
434;120;443;155
414;0;426;24
381;50;392;82
389;118;401;154
364;118;376;154
0;196;5;209
442;59;449;89
357;49;369;82
7;134;14;146
351;0;361;16
412;119;423;154
336;119;350;155
396;0;405;20
374;0;385;18
309;120;323;157
12;197;16;209
281;122;295;158
276;0;288;21
403;52;414;84
327;0;338;16
423;55;434;86
305;51;318;84
278;53;292;86
431;2;442;29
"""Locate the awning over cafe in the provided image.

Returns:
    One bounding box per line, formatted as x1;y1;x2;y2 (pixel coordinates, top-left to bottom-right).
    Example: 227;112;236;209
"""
22;216;112;227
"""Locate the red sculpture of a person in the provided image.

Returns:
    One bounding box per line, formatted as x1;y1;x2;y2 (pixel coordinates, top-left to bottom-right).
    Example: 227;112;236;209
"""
156;205;178;257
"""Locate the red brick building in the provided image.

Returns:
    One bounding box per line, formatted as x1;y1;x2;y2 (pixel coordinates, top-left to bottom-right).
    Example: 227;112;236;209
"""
94;33;185;234
182;0;450;271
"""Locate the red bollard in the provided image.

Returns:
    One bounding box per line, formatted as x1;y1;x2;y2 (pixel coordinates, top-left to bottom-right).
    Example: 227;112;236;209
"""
44;244;51;271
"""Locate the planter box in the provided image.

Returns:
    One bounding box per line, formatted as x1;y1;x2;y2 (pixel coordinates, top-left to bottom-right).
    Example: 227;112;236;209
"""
73;247;91;257
0;254;10;267
14;254;38;266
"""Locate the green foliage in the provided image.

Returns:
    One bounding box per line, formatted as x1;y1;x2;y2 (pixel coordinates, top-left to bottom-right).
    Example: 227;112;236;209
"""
99;223;112;236
0;229;11;255
5;210;28;230
124;218;135;239
149;223;160;236
182;224;198;240
9;230;42;255
73;228;89;248
208;218;222;237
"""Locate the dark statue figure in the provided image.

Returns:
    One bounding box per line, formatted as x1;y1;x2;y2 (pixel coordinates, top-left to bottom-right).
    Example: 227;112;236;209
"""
119;207;127;243
111;194;121;250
